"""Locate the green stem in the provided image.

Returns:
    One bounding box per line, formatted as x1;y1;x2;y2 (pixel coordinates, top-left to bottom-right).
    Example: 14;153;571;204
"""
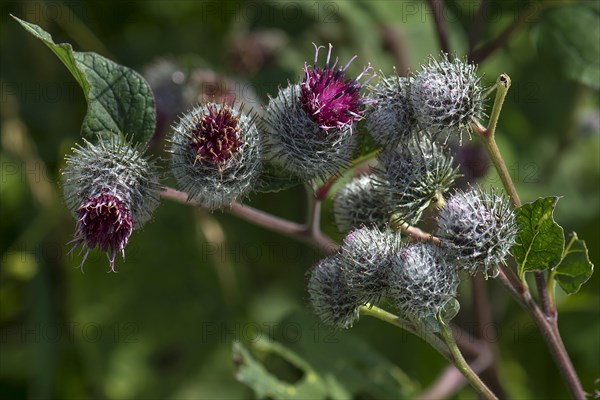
475;75;586;399
359;306;450;361
437;317;498;400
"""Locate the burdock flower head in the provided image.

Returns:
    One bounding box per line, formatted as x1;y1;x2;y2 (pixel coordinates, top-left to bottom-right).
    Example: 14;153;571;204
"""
410;53;485;142
366;72;416;147
333;174;393;233
375;135;460;225
264;43;373;182
62;135;161;272
436;186;518;278
388;242;460;325
170;103;262;209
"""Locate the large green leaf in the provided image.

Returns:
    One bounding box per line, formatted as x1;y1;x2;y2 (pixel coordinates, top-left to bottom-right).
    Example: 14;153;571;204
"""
512;197;565;277
553;232;594;295
233;310;415;399
13;16;156;145
233;340;329;400
531;3;600;89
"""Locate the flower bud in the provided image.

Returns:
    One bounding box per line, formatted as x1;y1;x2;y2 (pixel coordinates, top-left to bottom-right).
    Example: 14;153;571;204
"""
410;53;484;141
333;174;393;233
376;136;459;225
62;135;161;271
170;103;263;209
388;242;459;322
264;44;372;182
307;255;360;329
339;226;402;305
436;187;518;278
366;73;416;147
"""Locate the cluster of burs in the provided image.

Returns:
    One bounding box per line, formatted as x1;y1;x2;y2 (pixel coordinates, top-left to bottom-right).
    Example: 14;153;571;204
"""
61;44;518;323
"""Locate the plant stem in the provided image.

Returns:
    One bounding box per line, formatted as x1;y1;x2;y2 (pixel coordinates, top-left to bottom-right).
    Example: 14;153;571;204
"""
359;305;451;361
161;187;339;253
426;0;450;54
437;317;498;400
474;75;586;399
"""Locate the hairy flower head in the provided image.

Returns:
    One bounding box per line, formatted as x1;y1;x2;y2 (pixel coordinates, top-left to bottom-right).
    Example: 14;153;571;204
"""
62;135;160;271
375;135;460;225
170;103;262;209
410;53;484;142
333;174;393;233
436;187;518;277
388;242;460;323
307;254;360;329
366;73;416;147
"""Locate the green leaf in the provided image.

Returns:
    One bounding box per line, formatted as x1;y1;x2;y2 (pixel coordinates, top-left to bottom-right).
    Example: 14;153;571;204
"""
233;339;328;400
233;311;416;399
511;197;565;277
553;232;594;295
531;4;600;89
12;15;156;145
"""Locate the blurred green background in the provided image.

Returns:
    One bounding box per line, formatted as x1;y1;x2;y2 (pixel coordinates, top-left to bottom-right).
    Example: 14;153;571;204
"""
1;1;598;399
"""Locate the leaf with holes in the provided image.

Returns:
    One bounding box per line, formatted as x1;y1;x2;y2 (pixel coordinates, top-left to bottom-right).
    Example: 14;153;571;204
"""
13;15;156;145
511;197;565;278
553;232;594;295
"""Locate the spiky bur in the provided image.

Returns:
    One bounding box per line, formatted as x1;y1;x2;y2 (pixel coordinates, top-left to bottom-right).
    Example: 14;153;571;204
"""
170;103;262;209
366;73;416;147
410;53;485;142
62;136;161;272
339;226;402;305
388;242;460;325
308;255;360;329
333;174;393;233
375;136;460;225
436;187;518;278
308;226;401;329
264;44;372;181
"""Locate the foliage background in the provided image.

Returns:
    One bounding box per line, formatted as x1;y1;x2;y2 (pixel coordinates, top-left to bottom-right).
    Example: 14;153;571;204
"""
1;0;598;398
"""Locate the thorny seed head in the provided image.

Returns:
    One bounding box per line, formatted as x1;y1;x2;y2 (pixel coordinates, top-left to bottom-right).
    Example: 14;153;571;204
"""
410;53;485;142
436;186;518;278
339;226;402;305
308;254;360;329
333;174;393;233
62;135;161;272
366;72;416;147
300;43;373;133
388;242;460;323
170;103;263;209
375;135;460;225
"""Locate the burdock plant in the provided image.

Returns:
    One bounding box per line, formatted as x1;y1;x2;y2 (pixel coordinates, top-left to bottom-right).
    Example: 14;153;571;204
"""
15;14;594;400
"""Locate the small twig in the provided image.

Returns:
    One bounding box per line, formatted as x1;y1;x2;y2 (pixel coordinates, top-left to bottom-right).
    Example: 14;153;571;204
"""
475;75;586;399
426;0;451;54
161;187;339;253
437;317;498;399
397;222;441;245
472;275;507;398
359;305;451;361
467;0;491;55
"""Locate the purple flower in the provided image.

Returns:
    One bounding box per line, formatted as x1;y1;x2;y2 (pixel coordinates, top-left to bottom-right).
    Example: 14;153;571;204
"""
189;104;243;164
299;43;372;133
71;192;134;272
